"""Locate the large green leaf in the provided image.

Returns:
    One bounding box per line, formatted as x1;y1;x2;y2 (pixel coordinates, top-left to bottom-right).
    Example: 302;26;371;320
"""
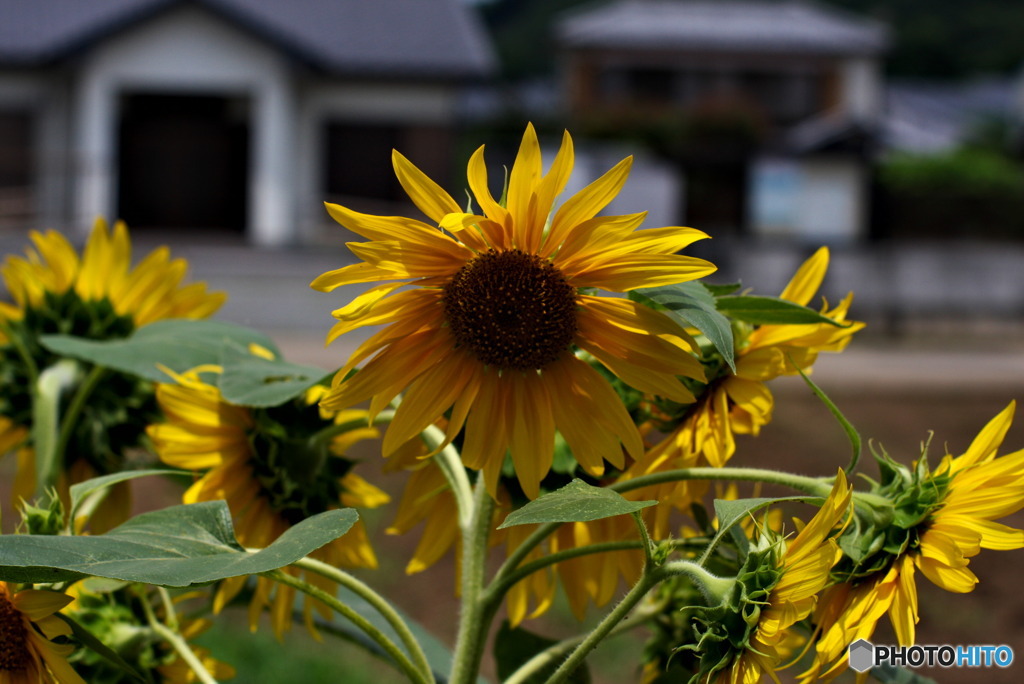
498;479;656;529
218;343;328;408
633;282;735;371
0;502;357;586
714;295;848;326
39;320;281;383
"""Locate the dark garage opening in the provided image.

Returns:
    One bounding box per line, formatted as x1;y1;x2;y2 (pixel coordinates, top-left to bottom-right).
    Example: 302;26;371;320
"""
118;93;249;232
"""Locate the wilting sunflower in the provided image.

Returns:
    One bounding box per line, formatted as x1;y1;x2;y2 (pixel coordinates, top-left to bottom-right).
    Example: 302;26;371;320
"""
0;218;224;529
623;247;863;521
0;581;85;684
690;471;852;683
312;123;716;498
802;402;1024;681
147;365;389;638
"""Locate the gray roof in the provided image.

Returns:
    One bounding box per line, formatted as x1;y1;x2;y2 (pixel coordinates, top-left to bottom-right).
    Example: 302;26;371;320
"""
0;0;496;79
558;0;888;56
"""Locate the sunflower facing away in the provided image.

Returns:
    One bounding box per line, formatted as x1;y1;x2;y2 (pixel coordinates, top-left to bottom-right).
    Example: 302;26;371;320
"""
312;124;716;498
0;581;85;684
802;402;1024;681
0;218;224;528
147;364;389;639
693;471;852;684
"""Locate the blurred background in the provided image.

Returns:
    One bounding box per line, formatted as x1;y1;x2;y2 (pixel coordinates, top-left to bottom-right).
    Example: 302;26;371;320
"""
1;0;1023;682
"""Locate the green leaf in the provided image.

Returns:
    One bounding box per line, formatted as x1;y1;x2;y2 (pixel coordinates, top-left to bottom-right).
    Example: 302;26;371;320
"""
218;343;328;408
494;621;590;684
790;358;862;473
714;295;847;326
498;479;656;529
39;320;281;383
634;282;735;372
56;613;147;683
0;501;357;586
68;469;191;523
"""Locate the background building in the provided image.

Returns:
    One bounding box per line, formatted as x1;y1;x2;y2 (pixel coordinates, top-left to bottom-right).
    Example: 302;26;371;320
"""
0;0;496;245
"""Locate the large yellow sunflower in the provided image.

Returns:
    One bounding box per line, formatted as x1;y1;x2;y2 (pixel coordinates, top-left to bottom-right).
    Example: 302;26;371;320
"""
0;581;85;684
0;218;224;528
147;365;389;639
802;402;1024;681
700;471;852;684
312;124;716;498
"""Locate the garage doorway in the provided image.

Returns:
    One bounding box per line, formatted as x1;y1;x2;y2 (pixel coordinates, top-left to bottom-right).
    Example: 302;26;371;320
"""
117;93;249;232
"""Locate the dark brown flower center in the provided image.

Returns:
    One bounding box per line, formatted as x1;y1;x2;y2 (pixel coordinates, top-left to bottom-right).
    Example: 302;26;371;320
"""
0;592;30;671
443;249;578;371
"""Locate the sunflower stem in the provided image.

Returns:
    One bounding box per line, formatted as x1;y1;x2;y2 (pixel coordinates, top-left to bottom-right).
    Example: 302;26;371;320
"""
545;561;715;684
491;467;831;587
292;556;435;684
262;569;430;684
51;364;107;476
632;510;655;568
545;570;662;684
448;476;495;684
421;423;474;529
484;538;702;608
139;587;218;684
611;466;834;498
502;605;660;684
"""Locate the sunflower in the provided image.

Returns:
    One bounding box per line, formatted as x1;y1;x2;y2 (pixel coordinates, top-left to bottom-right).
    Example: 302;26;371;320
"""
693;471;852;683
0;581;85;684
147;365;389;639
312;123;716;499
624;247;863;521
0;218;224;529
802;402;1024;681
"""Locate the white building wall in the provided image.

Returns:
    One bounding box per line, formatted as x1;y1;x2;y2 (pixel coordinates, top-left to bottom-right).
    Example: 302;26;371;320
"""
71;5;296;245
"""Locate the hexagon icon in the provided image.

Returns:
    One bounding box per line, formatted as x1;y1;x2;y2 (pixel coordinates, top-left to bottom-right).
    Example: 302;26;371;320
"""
848;639;875;673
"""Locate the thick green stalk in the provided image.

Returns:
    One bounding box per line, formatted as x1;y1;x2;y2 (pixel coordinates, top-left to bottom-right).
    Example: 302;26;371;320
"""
448;477;495;684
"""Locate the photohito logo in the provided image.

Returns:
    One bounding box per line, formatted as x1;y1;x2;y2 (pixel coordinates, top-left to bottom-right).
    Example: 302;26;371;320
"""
848;639;1015;673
